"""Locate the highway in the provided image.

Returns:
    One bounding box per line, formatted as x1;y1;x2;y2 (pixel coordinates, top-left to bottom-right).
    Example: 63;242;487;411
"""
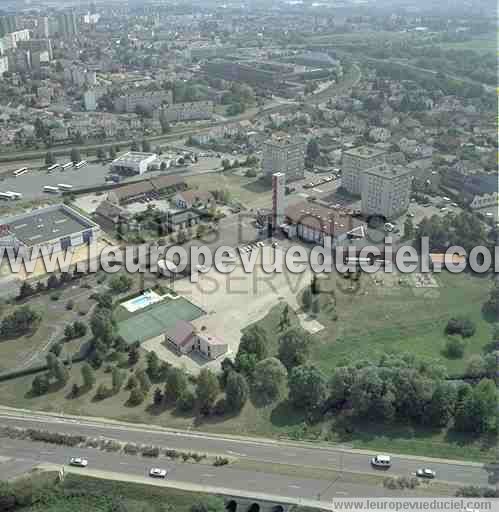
0;407;495;495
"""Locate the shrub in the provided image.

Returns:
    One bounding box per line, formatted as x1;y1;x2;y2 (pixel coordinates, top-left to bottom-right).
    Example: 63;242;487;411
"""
124;443;140;455
181;452;191;462
100;439;122;452
444;337;466;359
141;446;160;457
176;389;196;412
66;300;74;310
164;449;180;459
50;292;61;301
213;456;229;467
445;317;476;338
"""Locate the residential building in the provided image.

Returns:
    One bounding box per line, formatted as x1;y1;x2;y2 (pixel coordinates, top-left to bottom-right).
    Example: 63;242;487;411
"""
84;89;97;111
164;320;228;359
113;90;173;114
57;12;78;38
342;146;387;195
165;209;200;231
160;101;213;123
107;175;186;205
0;15;17;38
18;39;53;60
37;17;50;38
262;134;306;182
175;190;214;209
361;164;412;219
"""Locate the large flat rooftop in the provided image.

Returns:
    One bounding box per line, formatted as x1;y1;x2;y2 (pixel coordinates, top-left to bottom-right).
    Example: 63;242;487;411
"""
112;152;156;164
343;146;386;159
365;164;413;179
1;204;96;246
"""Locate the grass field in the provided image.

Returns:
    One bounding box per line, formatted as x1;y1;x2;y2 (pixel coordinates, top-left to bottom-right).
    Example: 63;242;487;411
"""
20;473;227;512
187;170;272;209
433;34;497;54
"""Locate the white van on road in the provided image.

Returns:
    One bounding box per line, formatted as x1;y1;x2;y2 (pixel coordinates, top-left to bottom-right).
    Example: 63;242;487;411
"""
371;454;391;468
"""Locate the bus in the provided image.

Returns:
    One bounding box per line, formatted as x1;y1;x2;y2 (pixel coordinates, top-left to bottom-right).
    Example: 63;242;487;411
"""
47;164;59;172
43;185;60;194
5;191;22;199
75;160;87;169
61;162;73;170
13;167;28;177
57;184;73;191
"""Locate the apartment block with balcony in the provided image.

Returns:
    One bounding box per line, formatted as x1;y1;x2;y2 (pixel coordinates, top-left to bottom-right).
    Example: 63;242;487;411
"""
342;146;387;196
262;134;306;182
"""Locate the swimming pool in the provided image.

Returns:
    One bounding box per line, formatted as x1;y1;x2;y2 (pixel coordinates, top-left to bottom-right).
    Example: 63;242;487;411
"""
122;290;162;313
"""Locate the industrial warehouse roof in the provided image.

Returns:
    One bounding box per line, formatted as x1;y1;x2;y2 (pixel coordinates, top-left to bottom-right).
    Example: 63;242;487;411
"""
1;204;96;247
111;151;157;164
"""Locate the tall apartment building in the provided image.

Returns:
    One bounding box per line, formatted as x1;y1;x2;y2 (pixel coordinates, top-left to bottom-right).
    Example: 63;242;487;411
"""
113;90;173;113
262;134;306;182
57;12;78;38
0;16;17;38
342;146;387;195
18;39;53;60
37;17;50;38
361;164;412;219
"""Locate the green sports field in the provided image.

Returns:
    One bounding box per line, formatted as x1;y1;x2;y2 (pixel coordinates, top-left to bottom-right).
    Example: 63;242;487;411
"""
117;297;204;344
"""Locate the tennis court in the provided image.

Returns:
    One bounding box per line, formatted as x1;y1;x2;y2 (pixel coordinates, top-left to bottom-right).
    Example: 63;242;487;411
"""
117;297;205;344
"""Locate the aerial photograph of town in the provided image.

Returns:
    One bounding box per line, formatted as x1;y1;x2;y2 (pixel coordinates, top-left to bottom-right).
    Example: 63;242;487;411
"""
0;0;496;510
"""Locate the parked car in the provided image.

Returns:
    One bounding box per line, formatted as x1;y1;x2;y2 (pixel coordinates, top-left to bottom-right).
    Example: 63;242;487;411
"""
149;468;167;478
69;457;88;467
371;455;391;468
416;468;436;479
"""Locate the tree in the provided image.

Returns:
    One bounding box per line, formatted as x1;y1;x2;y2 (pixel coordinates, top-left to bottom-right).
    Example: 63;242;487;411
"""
136;368;152;393
252;357;288;404
470;378;498;433
279;304;290;330
225;371;249;412
236;325;268;368
445;317;476;338
142;139;151;153
81;363;96;389
109;146;117;159
112;366;125;393
403;217;414;240
47;274;60;290
70;147;81;163
128;387;145;406
18;281;34;299
0;306;41;338
45;151;56;166
483;284;499;321
278;328;310;370
164;367;188;403
53;359;69;386
329;366;356;404
31;374;49;396
444;337;465;358
302;287;312;311
126;375;138;390
128;345;140;366
196;368;219;413
64;324;75;340
109;274;133;294
146;351;161;381
426;382;457;428
288;365;328;412
90;307;115;346
159;114;170;134
97;148;106;161
190;496;226;512
153;387;163;406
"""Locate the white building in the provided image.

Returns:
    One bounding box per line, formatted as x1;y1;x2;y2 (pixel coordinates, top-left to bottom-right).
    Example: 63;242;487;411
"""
84;89;97;111
342;146;387;196
262;134;306;182
110;152;158;175
361;164;412;219
0;56;8;75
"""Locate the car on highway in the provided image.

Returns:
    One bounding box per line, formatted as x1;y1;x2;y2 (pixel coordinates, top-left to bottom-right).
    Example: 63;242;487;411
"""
149;468;167;478
69;457;88;467
416;468;436;479
371;454;391;468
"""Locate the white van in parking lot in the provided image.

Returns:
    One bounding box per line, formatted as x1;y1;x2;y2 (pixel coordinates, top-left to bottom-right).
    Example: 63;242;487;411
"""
371;454;391;468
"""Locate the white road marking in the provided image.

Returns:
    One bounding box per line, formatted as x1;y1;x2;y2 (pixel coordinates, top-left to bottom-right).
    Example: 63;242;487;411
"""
289;485;300;489
335;491;348;495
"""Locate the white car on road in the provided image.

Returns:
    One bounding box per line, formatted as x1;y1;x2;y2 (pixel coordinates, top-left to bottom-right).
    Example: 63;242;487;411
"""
149;468;167;478
69;457;88;467
416;468;436;479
